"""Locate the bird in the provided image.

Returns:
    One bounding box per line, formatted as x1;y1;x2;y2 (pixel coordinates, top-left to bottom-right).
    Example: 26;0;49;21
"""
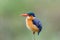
21;12;42;40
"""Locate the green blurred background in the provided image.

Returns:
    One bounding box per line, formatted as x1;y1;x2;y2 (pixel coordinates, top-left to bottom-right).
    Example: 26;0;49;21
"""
0;0;60;40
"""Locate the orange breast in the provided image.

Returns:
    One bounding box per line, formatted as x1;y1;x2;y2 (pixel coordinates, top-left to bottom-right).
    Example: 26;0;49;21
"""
26;19;39;32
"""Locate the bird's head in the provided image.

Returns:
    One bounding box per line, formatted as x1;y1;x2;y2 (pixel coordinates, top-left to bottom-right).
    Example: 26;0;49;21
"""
21;12;35;20
21;12;35;17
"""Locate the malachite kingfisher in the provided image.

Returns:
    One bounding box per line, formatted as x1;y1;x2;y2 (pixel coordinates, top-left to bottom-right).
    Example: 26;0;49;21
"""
21;12;42;35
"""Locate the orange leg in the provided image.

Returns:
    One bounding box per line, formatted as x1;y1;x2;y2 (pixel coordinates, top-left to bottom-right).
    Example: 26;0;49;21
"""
33;31;35;34
33;32;35;40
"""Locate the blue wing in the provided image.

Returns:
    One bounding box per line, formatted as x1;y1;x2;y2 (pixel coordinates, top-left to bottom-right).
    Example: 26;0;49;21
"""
32;18;42;35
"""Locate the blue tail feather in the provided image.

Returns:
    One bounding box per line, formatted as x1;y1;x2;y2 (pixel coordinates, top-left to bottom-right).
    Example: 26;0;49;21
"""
38;27;42;35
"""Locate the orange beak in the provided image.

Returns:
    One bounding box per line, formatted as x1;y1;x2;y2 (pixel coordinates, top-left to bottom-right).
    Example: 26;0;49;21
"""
21;13;29;17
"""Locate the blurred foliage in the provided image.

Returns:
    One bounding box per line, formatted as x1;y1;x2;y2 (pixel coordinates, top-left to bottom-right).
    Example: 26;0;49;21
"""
0;0;60;40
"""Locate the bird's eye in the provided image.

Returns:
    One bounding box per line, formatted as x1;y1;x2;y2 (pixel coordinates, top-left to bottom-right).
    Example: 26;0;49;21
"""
28;15;31;16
